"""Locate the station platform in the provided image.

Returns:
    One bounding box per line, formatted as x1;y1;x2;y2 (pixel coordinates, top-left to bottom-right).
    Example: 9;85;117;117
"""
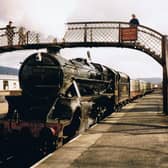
0;102;8;116
33;90;168;168
0;90;21;115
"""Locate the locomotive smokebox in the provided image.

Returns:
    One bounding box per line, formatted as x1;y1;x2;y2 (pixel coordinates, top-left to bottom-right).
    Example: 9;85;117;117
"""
19;52;63;97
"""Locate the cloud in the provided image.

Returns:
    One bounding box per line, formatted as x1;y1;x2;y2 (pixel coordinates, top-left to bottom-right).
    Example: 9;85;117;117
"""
1;0;168;35
69;0;168;34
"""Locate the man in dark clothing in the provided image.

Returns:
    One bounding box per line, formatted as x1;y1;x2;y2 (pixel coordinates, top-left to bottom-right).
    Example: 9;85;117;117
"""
129;14;140;26
5;21;15;46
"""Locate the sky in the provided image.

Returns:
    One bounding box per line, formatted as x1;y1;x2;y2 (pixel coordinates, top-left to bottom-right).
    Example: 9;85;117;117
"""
0;0;166;79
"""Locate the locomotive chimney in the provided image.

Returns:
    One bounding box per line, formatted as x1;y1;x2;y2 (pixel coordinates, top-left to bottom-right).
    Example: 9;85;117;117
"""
47;46;61;55
35;52;42;62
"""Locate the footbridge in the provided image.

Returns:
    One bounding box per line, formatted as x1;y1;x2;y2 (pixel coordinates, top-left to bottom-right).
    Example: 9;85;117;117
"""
0;21;168;113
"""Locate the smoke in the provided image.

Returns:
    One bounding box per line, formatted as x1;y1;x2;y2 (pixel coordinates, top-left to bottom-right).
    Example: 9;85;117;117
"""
0;1;25;24
0;0;77;38
1;0;168;37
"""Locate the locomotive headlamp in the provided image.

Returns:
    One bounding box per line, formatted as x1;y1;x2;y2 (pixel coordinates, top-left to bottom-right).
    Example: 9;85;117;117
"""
35;52;42;62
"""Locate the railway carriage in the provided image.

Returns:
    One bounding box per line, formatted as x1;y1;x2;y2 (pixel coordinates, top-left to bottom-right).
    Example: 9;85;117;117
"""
130;79;141;100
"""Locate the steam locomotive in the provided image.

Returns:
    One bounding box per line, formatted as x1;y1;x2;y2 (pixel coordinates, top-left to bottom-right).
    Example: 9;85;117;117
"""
0;48;153;155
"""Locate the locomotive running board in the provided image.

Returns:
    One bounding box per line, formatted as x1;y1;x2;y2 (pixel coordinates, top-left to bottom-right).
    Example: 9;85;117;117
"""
73;77;112;84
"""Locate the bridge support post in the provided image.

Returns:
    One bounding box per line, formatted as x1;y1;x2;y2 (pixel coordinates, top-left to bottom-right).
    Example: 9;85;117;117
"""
162;35;168;114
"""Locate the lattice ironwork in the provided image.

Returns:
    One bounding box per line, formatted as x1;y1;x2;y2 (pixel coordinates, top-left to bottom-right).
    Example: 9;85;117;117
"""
63;22;163;65
0;26;55;47
64;22;119;43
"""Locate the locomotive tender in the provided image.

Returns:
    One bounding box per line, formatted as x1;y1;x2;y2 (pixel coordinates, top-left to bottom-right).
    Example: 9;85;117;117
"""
0;48;153;154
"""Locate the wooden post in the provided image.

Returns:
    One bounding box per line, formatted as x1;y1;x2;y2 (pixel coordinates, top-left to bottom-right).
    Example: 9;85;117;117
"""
162;35;168;114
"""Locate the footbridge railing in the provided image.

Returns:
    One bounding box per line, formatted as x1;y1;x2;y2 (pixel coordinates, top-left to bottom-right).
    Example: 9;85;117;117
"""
63;22;163;65
0;26;56;53
0;21;164;66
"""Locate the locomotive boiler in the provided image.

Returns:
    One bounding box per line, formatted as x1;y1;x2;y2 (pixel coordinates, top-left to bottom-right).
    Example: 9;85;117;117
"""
16;50;113;122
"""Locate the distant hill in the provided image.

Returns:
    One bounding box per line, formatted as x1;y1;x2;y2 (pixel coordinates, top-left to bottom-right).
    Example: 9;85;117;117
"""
136;77;162;84
0;66;18;75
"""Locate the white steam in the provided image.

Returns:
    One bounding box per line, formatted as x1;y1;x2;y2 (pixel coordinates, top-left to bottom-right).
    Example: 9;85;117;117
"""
0;0;77;39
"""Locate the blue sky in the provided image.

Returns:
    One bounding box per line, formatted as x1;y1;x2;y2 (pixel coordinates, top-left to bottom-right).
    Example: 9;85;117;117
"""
0;0;166;78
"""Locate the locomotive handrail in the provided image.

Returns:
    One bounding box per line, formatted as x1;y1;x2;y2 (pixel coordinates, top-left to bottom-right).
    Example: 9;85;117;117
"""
74;77;111;84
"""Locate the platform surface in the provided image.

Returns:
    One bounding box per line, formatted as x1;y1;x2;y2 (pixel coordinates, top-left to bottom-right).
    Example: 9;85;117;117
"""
34;91;168;168
0;102;8;115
